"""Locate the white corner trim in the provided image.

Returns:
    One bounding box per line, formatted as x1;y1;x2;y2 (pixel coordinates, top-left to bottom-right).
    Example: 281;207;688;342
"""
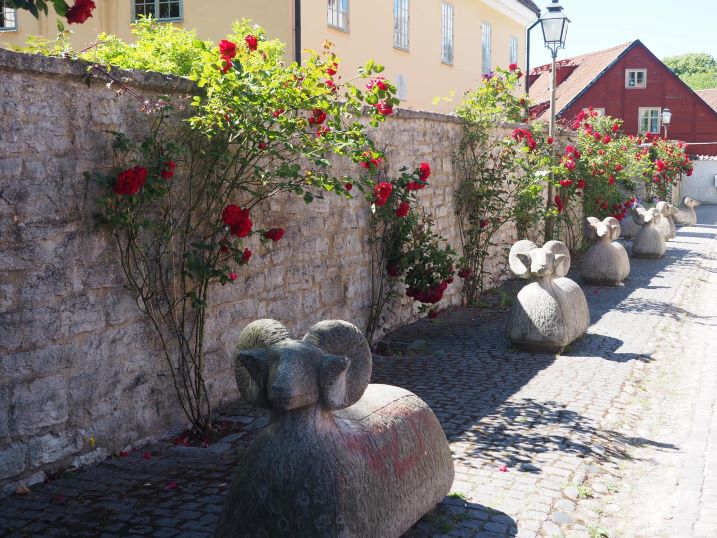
482;0;538;26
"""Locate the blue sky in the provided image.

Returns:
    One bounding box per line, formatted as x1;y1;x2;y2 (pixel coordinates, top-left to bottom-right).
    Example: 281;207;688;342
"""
529;0;717;69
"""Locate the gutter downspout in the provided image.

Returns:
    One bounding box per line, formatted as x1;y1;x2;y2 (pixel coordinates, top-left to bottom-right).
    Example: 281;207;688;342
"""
525;18;541;93
294;0;302;65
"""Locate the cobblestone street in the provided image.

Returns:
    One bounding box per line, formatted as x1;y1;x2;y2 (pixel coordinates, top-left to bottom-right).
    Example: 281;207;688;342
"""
1;206;716;538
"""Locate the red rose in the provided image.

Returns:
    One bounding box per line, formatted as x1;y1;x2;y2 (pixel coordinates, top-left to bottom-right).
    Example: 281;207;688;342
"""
509;63;518;72
308;109;327;125
264;228;285;242
161;161;176;180
222;205;252;237
373;182;393;207
614;164;623;172
609;175;615;185
612;123;619;133
655;159;666;172
66;0;95;24
344;183;353;191
375;102;393;116
316;126;330;138
559;179;573;187
114;165;147;196
360;151;382;170
242;248;252;262
221;59;233;73
547;136;554;144
396;201;410;218
245;34;258;52
258;142;268;150
228;272;238;281
327;62;338;76
577;179;586;189
418;162;431;181
219;40;237;60
458;268;472;279
602;135;612;144
554;194;564;213
479;219;489;228
563;158;576;171
367;77;388;91
325;79;337;91
273;108;284;118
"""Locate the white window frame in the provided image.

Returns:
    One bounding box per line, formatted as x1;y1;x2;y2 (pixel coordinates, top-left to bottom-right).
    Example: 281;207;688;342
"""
0;1;17;31
133;0;183;22
509;35;518;65
393;0;409;51
638;107;661;134
327;0;349;32
481;22;492;75
441;2;454;65
625;69;647;89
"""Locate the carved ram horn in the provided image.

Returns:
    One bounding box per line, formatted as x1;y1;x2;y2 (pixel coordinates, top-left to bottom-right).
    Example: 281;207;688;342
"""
631;207;647;226
509;240;539;279
583;217;600;241
544;240;571;278
303;320;372;410
603;217;621;241
234;319;292;408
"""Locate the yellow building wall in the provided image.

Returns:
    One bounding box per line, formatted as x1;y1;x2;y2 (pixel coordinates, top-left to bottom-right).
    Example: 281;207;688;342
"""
1;0;533;111
300;0;532;111
0;0;294;59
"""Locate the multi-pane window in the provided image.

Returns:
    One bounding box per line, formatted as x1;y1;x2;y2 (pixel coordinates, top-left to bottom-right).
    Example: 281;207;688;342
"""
481;22;492;74
327;0;349;31
626;69;647;88
134;0;182;21
509;35;518;65
0;1;17;31
393;0;409;51
639;107;661;134
441;2;454;65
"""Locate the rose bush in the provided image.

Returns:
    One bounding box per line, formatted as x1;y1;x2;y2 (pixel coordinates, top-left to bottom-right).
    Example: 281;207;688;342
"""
82;19;399;433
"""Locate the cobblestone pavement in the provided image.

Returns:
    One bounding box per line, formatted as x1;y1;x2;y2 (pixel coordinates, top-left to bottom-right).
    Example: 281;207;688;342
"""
1;207;716;537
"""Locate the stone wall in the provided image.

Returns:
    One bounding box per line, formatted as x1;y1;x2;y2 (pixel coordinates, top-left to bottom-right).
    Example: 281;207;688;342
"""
679;159;717;204
0;49;518;488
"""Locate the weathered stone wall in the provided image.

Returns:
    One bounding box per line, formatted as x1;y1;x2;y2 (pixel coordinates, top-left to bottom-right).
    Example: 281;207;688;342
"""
679;159;717;204
0;49;518;488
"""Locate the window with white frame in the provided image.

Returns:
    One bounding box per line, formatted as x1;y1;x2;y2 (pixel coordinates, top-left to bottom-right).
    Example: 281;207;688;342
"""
441;2;454;65
0;1;17;31
638;107;661;134
134;0;182;21
626;69;647;88
327;0;349;31
509;35;518;65
481;22;492;74
393;0;409;50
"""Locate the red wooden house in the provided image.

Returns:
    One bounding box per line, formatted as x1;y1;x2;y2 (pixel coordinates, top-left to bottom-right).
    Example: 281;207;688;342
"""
528;40;717;156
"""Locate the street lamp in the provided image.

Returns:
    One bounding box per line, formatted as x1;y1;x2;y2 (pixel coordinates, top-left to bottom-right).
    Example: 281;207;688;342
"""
540;0;570;240
661;107;672;139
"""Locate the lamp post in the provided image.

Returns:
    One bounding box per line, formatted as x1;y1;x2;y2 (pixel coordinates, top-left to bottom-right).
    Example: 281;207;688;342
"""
540;0;570;241
661;107;672;140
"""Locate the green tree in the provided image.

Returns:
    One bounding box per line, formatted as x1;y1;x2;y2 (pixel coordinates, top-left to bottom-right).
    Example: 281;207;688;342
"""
664;52;717;89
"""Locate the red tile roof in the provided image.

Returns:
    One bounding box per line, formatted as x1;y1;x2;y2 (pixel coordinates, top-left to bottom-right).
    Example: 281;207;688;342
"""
528;41;635;120
697;89;717;113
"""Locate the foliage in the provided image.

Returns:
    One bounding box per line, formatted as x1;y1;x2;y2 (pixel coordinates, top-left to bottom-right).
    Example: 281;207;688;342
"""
365;162;459;342
552;108;692;246
81;20;398;433
664;53;717;90
453;66;547;305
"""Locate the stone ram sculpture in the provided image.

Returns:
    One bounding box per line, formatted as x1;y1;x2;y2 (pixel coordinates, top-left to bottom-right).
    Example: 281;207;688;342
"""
216;319;454;538
674;196;700;226
506;240;590;352
580;217;630;286
620;214;642;240
655;201;677;240
631;207;666;259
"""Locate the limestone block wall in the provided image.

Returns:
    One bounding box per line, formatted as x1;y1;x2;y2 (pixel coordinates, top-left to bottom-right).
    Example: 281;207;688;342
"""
679;159;717;204
0;49;518;487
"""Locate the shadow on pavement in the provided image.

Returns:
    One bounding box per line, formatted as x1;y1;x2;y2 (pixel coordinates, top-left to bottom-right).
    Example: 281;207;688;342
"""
404;498;517;537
